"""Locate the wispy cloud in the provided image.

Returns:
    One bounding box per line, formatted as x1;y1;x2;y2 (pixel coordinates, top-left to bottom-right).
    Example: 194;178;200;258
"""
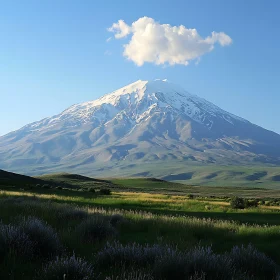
104;50;112;56
108;17;232;66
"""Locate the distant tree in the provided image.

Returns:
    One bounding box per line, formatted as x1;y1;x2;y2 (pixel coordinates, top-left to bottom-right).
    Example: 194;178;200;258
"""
245;199;259;208
88;187;95;193
230;197;245;209
100;188;111;195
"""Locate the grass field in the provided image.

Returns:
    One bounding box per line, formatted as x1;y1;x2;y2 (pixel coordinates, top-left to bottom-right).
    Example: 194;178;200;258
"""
10;161;280;188
33;172;280;198
79;162;280;189
2;176;280;279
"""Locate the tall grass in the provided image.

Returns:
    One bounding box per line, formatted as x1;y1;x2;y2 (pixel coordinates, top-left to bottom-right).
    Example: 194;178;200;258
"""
0;191;280;279
38;254;95;280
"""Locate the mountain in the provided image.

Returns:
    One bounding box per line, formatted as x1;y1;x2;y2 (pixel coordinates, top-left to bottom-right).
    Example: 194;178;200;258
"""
1;79;280;177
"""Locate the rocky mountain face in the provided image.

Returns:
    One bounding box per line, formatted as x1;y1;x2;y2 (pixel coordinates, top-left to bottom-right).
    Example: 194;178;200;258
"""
1;79;280;176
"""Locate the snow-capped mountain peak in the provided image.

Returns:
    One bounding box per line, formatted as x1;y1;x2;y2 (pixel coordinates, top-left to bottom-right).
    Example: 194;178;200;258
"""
25;79;247;132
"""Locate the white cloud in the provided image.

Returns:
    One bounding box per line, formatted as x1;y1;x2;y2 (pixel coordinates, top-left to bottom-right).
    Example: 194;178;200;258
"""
108;17;232;66
107;19;131;39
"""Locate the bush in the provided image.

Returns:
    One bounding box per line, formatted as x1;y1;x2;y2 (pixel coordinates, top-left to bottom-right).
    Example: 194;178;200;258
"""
245;199;259;208
154;246;234;280
38;254;95;280
258;200;265;205
187;194;195;199
185;247;233;280
230;197;245;209
204;205;211;211
105;271;154;280
76;216;116;243
100;188;111;195
0;223;34;260
88;187;96;193
265;201;271;206
110;214;124;227
96;242;175;270
228;244;279;279
58;207;88;221
98;243;279;280
20;216;62;258
153;253;188;280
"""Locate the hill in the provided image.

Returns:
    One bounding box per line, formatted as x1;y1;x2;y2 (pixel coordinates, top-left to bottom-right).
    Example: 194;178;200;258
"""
0;169;44;187
36;172;114;189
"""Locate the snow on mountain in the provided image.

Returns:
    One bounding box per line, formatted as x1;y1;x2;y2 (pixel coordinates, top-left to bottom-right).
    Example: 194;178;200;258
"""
24;79;247;132
0;79;280;176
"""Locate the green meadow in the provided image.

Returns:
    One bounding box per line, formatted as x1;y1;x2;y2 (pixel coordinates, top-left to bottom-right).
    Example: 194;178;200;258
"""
2;174;280;279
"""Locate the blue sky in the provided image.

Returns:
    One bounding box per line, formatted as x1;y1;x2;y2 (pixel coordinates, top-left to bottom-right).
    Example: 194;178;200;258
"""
1;0;280;136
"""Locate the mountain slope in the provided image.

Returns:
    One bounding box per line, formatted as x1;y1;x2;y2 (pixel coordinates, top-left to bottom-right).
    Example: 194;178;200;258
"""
1;79;280;176
0;169;47;187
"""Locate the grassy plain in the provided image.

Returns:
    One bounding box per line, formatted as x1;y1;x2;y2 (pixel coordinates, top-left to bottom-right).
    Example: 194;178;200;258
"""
2;174;280;279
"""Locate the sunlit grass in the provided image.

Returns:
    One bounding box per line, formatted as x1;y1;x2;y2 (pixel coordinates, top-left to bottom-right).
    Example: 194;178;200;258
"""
1;188;280;278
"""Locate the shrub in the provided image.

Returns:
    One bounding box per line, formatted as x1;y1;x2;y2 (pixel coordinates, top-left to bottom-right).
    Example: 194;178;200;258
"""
0;223;34;260
110;214;124;227
38;254;95;280
20;216;62;258
58;207;88;221
76;216;116;243
204;205;211;211
88;187;96;193
42;184;51;189
230;197;245;209
245;199;259;208
105;271;154;280
185;247;233;280
153;253;188;280
187;194;194;199
154;246;234;280
100;188;111;195
228;244;279;279
96;242;175;270
97;243;234;280
258;200;265;205
265;201;271;206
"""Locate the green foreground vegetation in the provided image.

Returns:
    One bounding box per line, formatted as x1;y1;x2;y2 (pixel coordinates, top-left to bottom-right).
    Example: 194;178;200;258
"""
2;172;280;279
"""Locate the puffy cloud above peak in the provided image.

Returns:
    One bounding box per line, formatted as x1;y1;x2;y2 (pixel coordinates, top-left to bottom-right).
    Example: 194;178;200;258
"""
108;17;232;66
205;31;233;46
108;19;131;39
